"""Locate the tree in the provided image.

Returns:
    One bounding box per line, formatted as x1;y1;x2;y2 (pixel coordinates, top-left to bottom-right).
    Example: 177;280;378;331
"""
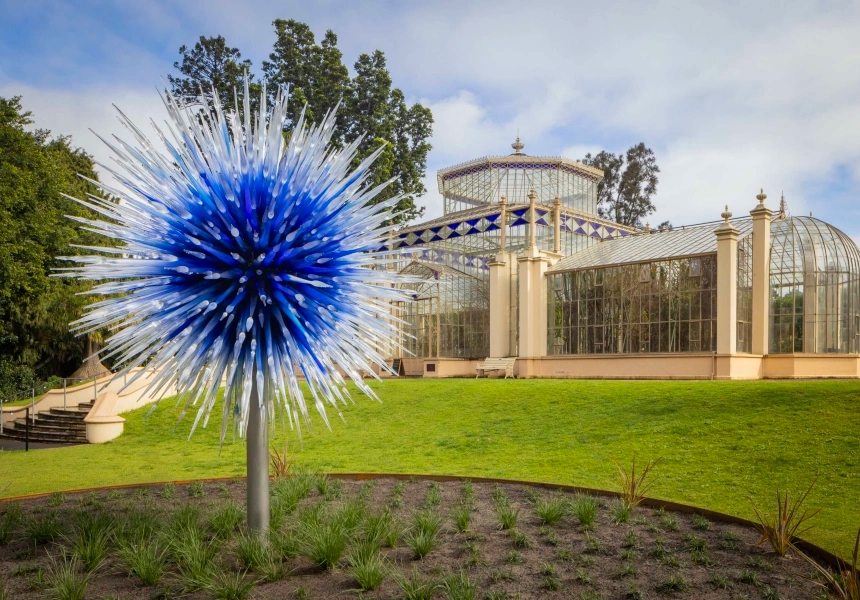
582;143;660;228
168;35;258;115
0;96;113;395
174;21;433;224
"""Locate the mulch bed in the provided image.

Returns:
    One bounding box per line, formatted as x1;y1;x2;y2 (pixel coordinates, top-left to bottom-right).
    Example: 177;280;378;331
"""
0;477;828;599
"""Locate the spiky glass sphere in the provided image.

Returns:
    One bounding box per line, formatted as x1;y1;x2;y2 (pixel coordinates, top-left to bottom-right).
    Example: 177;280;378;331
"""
61;82;407;440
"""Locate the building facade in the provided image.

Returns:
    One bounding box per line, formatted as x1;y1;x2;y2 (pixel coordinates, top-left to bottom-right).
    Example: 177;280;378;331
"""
385;142;860;379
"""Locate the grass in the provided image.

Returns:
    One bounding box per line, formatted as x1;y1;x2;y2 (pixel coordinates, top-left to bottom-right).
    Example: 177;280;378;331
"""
2;379;860;553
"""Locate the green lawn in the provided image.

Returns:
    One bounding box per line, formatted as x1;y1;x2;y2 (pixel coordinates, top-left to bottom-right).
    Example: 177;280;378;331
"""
1;379;858;554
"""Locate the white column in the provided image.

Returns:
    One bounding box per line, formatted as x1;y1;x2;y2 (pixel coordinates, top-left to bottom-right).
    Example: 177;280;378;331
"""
715;206;739;356
750;189;773;356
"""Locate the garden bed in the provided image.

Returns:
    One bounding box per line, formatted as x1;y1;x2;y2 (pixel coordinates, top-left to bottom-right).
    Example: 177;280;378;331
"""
0;476;828;599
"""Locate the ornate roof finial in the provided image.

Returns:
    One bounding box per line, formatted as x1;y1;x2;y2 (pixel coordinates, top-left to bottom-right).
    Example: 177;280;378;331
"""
499;194;507;206
756;188;767;205
778;191;787;219
644;222;651;233
721;205;732;223
511;135;524;154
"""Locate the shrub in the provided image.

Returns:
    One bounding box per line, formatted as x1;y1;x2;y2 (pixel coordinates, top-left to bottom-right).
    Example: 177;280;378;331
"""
206;567;257;600
348;540;387;591
209;502;244;539
118;537;167;586
394;569;439;600
751;478;821;556
535;495;566;525
610;454;662;509
569;494;598;530
495;502;519;530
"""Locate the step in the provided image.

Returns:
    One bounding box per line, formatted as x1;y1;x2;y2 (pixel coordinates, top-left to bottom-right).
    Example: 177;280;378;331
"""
13;419;85;433
0;428;87;444
5;423;84;437
48;407;89;417
77;402;94;410
37;411;86;423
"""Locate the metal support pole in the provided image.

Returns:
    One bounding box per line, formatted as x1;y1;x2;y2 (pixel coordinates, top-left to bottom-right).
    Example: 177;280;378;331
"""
31;388;35;422
25;406;30;452
246;367;270;536
1;399;4;435
93;376;97;403
63;379;67;410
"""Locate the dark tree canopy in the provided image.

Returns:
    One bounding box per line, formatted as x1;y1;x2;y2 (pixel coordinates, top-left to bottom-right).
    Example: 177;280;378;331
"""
0;97;113;396
170;23;433;224
582;143;660;228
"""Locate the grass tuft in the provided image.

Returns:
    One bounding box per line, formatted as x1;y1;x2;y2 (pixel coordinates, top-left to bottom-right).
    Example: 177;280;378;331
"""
205;567;257;600
611;500;631;524
270;441;291;481
495;502;519;530
451;502;472;533
394;569;439;600
610;454;662;509
535;494;566;525
657;575;688;593
209;501;244;539
347;540;387;591
794;524;860;600
45;553;93;600
442;568;478;600
569;494;599;530
118;537;167;586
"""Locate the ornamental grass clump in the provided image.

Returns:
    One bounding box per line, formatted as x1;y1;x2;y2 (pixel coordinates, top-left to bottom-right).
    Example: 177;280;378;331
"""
23;511;63;547
299;510;350;570
66;511;113;572
209;501;244;539
347;540;387;591
535;495;566;526
569;494;599;530
45;554;92;600
362;508;396;548
118;538;168;586
270;442;291;481
751;478;821;556
795;525;860;600
206;567;258;600
610;454;662;509
452;502;472;533
394;569;440;600
443;568;479;600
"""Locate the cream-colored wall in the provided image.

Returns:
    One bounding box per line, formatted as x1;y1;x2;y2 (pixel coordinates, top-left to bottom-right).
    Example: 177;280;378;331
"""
518;354;717;379
763;355;860;379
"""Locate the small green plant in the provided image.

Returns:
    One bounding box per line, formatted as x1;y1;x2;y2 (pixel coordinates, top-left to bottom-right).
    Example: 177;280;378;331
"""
66;512;113;572
362;508;393;547
23;511;63;546
235;531;269;570
508;529;531;549
620;548;637;561
657;575;688;592
299;516;349;569
611;500;631;524
535;495;566;525
160;482;177;499
623;529;638;548
118;538;168;586
575;567;592;584
271;526;301;559
691;549;713;566
46;554;93;600
394;569;439;600
442;569;478;600
25;566;48;591
747;555;773;570
166;523;219;592
683;534;707;552
293;586;309;600
489;568;516;583
104;490;121;501
491;485;508;506
720;530;741;551
347;540;387;591
495;502;518;530
209;501;244;539
619;562;636;577
406;528;438;558
660;513;678;531
610;454;662;509
763;586;780;600
451;502;472;534
584;532;604;554
413;509;443;537
462;480;474;503
505;549;523;564
750;478;821;556
576;593;601;600
206;567;257;600
218;483;232;498
335;495;367;531
625;583;644;599
426;481;443;506
558;548;574;562
737;569;760;586
390;480;408;507
541;573;561;591
541;528;560;546
188;481;205;498
0;581;10;600
569;494;598;530
692;513;710;530
708;571;728;589
48;492;66;507
0;513;16;544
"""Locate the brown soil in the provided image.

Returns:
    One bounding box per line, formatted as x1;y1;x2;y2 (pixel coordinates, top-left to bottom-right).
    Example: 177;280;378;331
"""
0;478;827;599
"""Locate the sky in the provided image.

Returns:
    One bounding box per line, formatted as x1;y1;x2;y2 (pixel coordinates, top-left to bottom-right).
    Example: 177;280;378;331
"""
2;0;859;238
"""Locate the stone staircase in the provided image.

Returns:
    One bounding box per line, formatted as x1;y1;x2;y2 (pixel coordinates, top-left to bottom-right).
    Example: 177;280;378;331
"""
0;401;92;444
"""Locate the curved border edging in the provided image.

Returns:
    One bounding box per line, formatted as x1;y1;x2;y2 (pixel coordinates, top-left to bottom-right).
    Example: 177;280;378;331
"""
0;472;842;569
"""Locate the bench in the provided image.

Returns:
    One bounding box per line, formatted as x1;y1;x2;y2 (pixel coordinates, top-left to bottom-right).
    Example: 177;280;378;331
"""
475;357;516;379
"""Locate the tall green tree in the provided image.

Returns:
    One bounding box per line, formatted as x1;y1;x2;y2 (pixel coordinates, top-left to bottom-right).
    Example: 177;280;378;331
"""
582;143;660;228
0;96;111;395
168;35;258;115
173;21;433;224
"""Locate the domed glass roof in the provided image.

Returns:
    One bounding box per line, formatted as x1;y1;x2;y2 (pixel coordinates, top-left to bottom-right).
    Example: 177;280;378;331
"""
770;216;860;354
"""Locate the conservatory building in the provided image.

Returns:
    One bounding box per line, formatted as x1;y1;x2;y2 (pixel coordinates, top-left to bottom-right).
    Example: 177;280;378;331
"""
382;140;860;379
